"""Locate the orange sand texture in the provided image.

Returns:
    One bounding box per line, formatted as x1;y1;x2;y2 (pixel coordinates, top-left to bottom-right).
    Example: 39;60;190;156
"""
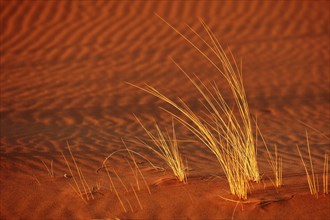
1;1;329;219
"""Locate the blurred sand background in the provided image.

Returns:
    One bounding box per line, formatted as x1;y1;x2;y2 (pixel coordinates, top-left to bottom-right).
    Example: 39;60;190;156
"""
1;1;329;219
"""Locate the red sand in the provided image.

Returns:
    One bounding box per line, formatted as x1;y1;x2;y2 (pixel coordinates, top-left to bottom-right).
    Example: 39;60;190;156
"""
1;1;329;219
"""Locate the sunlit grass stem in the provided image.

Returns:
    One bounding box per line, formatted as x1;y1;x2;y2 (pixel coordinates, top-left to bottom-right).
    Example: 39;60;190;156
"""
296;132;319;198
61;143;94;202
323;153;329;194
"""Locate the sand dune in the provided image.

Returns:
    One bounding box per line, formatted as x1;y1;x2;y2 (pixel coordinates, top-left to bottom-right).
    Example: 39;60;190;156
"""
1;1;329;219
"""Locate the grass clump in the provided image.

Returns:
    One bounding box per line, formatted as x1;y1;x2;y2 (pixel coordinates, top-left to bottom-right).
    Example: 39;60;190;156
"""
129;16;260;199
135;116;188;183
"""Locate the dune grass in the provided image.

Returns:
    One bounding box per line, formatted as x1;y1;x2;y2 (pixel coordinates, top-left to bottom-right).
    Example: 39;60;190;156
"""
135;116;188;183
61;142;94;202
296;132;319;198
128;17;259;199
157;14;259;181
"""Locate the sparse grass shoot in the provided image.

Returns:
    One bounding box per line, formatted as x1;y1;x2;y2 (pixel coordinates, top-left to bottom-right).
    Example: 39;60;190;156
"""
41;159;54;178
323;152;329;195
104;166;127;213
33;174;41;185
256;125;282;188
131;183;143;210
101;145;161;200
61;142;94;202
296;132;319;198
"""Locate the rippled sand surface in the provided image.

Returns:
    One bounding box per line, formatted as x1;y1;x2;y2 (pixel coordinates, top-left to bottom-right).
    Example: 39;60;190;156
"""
1;1;329;219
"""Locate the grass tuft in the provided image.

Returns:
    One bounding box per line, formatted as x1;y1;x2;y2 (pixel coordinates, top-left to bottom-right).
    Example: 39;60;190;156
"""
128;16;260;199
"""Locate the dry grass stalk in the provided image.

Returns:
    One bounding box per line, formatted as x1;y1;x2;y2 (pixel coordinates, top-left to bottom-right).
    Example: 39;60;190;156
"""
104;166;127;213
128;17;260;199
323;153;329;194
125;146;141;191
113;169;129;193
122;139;141;193
61;152;84;201
67;143;94;201
122;140;151;193
295;121;329;195
80;166;95;200
126;198;134;212
135;116;187;183
296;132;319;198
102;145;158;195
125;158;151;195
103;161;148;213
296;119;330;140
126;159;140;190
33;174;41;185
278;155;283;188
131;183;143;210
61;143;94;202
102;148;163;172
135;162;151;194
41;159;54;177
256;125;282;187
101;142;152;212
